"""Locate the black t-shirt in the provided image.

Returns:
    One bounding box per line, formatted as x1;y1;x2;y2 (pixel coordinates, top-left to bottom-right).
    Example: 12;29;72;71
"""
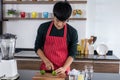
34;21;78;58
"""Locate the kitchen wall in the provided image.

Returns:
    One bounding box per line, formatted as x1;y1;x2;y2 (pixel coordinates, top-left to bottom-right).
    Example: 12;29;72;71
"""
3;0;120;58
86;0;120;58
3;1;86;48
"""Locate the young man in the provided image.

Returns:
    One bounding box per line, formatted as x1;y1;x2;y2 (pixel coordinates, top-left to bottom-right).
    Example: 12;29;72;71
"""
34;1;78;75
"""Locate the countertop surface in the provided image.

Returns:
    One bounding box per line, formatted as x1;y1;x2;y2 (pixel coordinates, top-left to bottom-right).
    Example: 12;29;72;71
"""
1;51;119;61
18;70;120;80
14;51;120;61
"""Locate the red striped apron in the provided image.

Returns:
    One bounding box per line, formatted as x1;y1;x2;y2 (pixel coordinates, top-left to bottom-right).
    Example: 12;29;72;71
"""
40;21;70;74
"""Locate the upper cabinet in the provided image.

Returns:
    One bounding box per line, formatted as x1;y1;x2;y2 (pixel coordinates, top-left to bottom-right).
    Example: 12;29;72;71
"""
2;0;87;21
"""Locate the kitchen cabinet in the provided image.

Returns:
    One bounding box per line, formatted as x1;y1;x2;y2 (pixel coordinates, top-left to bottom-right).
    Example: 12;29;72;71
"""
0;0;3;34
0;21;2;34
0;1;2;21
16;58;120;73
2;0;87;21
71;60;93;70
74;55;120;73
71;60;119;73
93;60;119;73
14;51;120;73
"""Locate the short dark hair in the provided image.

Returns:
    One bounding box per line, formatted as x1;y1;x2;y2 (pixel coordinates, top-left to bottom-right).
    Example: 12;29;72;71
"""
53;1;72;21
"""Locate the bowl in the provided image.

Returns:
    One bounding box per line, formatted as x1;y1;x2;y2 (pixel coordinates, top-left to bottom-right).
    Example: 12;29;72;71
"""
96;44;108;56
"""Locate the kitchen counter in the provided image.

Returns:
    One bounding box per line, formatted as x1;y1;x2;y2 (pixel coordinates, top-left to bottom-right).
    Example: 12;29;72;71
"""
14;51;120;73
0;51;119;61
14;51;120;61
0;51;119;73
18;70;120;80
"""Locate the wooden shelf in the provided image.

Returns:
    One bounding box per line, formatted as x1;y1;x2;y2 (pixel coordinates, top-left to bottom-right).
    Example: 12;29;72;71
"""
3;17;87;21
3;0;87;21
3;1;87;4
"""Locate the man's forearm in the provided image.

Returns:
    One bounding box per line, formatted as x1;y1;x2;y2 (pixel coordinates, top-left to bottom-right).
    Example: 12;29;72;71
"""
37;49;49;63
63;56;73;70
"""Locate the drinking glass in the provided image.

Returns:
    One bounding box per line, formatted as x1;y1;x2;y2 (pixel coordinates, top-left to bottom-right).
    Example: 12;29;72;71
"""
84;65;93;80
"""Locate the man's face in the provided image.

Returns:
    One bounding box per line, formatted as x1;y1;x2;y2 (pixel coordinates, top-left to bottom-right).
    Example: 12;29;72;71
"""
53;17;66;29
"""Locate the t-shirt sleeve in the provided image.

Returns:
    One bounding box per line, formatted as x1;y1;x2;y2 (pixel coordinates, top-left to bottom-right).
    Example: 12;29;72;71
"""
68;29;78;59
34;24;44;53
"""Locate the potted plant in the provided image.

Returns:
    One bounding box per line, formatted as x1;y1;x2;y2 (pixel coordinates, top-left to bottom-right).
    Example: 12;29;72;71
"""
7;9;18;17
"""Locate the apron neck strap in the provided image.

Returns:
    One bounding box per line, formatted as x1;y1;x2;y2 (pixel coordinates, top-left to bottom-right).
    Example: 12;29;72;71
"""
47;21;67;38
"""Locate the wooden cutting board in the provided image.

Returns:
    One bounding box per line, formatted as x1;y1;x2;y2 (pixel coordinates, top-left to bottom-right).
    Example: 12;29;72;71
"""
32;72;66;80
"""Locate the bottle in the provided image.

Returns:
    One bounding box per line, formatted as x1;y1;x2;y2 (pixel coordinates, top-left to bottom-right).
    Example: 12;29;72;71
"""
84;39;89;55
80;39;85;55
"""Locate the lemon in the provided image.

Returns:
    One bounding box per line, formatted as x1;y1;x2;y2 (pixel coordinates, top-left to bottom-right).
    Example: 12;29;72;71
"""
40;70;46;75
52;71;57;76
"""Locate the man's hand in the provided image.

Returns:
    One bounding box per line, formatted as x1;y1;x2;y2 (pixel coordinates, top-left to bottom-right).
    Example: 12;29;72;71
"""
37;49;54;70
55;67;66;75
44;60;54;70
